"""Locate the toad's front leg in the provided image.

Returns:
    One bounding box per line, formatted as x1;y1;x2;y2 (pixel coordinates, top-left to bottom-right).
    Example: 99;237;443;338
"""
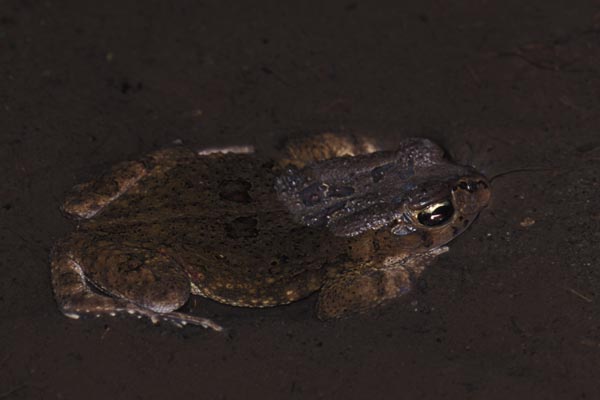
316;247;448;320
50;238;223;331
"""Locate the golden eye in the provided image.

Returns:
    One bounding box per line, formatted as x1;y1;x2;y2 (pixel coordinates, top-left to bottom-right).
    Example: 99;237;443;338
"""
417;200;454;227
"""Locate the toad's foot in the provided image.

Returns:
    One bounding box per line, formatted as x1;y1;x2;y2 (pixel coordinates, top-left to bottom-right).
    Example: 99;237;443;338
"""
121;306;223;331
196;145;255;155
61;292;223;331
50;243;223;332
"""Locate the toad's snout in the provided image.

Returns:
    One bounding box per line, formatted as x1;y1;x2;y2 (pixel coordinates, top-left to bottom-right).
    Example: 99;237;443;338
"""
452;177;491;215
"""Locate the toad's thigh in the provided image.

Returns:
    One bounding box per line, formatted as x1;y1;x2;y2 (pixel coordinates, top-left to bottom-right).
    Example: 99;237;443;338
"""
75;239;191;313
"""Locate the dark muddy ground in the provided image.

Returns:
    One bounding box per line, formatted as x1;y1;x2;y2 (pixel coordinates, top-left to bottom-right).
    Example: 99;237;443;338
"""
2;1;600;399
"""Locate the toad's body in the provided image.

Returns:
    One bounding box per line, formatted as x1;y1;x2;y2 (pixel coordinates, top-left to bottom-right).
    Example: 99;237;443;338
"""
51;134;490;331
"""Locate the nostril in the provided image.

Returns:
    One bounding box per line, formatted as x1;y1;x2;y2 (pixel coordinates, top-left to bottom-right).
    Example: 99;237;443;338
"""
458;181;477;193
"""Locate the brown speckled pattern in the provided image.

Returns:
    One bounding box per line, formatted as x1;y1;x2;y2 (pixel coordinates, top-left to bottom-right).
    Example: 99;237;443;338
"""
50;136;490;330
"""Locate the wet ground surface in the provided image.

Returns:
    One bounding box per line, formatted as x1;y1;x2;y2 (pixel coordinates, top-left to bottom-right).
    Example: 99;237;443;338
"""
2;1;600;398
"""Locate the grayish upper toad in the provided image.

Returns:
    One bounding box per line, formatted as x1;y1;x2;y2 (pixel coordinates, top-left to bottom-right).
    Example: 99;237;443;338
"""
50;133;490;331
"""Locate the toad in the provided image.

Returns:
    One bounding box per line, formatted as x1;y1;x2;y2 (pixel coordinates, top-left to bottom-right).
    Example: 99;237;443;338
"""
50;134;490;331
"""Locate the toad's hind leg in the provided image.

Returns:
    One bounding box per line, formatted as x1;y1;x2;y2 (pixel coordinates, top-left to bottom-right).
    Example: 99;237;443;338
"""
62;147;198;219
316;248;447;320
50;240;223;331
278;133;381;168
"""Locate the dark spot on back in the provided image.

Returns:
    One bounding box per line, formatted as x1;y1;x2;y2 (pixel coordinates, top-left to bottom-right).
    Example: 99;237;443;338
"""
219;179;252;203
225;216;258;238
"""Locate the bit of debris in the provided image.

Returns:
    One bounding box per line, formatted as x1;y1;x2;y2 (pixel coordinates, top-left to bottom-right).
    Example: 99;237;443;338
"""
566;287;593;303
519;217;535;227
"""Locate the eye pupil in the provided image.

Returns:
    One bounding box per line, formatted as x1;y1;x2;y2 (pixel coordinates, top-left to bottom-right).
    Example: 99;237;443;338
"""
417;201;454;227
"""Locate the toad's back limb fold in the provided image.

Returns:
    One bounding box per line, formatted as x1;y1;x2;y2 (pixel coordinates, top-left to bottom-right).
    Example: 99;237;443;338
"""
279;133;381;167
49;239;223;331
61;147;198;219
316;247;448;319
